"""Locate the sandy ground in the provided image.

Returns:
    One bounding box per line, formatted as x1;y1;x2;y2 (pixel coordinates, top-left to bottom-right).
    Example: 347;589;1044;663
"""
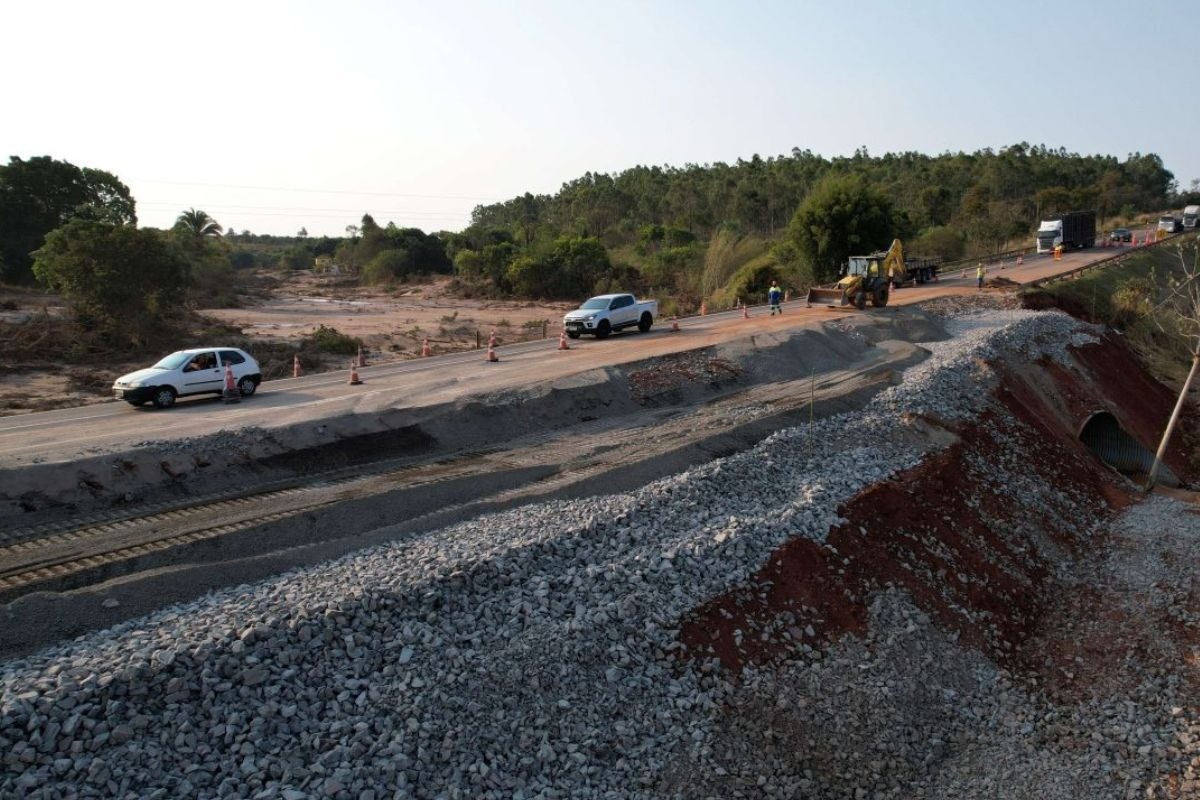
0;272;574;416
201;272;575;352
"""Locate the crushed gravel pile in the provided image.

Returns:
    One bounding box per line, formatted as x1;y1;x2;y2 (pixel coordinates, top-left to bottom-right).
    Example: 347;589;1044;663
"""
1;308;1194;799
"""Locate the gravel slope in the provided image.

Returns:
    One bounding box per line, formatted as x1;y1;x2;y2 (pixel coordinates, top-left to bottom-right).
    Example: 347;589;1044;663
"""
1;306;1196;799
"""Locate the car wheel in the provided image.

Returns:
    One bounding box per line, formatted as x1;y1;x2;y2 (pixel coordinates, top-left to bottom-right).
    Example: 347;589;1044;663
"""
637;312;653;333
238;377;257;397
595;320;611;340
151;387;176;409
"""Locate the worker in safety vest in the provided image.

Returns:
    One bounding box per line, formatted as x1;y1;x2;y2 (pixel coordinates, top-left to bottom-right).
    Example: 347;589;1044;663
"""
976;262;986;291
767;281;783;315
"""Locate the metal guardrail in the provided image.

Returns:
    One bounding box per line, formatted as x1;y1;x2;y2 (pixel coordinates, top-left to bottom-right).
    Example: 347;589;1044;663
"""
941;246;1035;271
1025;232;1192;288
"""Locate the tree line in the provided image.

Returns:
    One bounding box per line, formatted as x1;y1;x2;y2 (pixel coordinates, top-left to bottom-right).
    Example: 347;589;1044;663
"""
448;143;1181;305
0;145;1188;347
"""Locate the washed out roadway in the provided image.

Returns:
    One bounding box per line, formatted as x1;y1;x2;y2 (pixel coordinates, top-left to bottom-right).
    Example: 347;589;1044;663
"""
0;243;1135;469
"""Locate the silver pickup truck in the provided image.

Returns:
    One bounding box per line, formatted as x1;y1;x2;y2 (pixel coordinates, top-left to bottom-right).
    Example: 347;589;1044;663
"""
563;293;658;339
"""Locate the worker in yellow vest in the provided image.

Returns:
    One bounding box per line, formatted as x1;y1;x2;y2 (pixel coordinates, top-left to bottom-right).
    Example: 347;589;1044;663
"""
976;262;986;291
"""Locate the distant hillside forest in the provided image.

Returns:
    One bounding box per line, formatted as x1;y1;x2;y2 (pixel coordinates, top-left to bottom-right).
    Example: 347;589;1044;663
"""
2;146;1193;341
448;144;1183;308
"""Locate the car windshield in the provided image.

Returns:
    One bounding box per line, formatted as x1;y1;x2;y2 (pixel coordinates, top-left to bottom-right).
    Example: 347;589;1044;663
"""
580;298;610;310
151;351;192;370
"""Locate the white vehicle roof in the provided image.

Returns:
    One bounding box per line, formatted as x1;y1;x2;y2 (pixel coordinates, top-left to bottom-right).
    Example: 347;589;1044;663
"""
587;293;632;300
1184;205;1200;213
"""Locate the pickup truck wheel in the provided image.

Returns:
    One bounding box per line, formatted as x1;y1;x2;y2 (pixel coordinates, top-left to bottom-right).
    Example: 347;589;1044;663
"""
151;387;177;409
637;312;653;333
566;331;581;340
594;320;611;340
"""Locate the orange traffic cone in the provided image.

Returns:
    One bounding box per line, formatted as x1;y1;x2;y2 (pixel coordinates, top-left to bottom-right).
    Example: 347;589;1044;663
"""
348;361;363;385
292;354;301;378
421;337;431;357
699;302;708;316
558;329;570;350
486;344;499;362
222;365;240;403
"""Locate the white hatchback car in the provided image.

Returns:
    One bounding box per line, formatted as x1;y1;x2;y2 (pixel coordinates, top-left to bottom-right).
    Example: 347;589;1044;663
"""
113;347;262;409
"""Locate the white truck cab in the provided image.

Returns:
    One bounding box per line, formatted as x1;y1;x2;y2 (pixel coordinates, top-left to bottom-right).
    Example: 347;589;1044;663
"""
1182;205;1199;231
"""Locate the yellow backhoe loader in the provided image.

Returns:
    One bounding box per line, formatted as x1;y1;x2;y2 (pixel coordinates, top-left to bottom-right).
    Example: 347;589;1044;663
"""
806;239;906;310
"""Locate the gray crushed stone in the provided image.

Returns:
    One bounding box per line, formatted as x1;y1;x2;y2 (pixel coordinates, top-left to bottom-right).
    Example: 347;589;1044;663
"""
1;308;1196;799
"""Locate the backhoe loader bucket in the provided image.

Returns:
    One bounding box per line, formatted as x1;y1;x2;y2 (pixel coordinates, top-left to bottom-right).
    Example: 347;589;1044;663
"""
805;286;845;308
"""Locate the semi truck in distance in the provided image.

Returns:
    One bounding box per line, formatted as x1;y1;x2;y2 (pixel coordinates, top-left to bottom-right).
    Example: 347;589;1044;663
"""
1036;210;1096;254
1183;205;1199;231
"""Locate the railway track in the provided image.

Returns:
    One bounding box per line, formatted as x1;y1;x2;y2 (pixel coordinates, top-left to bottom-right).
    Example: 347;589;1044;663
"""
0;448;519;602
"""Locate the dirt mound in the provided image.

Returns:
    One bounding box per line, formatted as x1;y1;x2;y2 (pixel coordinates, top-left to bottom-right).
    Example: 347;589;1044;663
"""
679;331;1191;682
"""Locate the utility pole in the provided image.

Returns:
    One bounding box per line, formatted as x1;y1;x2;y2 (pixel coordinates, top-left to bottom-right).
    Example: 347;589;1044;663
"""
1145;345;1200;491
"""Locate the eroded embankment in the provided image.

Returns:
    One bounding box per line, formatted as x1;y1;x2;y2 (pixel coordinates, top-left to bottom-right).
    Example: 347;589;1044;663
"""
0;310;944;526
679;328;1190;674
3;307;1198;800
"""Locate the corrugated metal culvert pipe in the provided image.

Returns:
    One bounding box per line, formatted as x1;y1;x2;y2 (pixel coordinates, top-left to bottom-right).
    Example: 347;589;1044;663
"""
1079;411;1179;487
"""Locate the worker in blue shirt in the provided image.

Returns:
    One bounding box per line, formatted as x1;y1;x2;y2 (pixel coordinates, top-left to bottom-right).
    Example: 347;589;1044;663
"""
768;281;783;315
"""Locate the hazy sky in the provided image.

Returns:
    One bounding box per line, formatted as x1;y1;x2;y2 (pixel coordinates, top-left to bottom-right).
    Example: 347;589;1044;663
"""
4;0;1195;237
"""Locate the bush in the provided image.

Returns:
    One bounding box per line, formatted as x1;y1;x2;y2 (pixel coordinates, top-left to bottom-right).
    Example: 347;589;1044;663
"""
362;249;412;285
306;325;361;354
910;225;966;260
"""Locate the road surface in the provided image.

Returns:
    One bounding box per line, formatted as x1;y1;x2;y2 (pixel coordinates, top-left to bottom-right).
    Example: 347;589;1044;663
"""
0;241;1147;469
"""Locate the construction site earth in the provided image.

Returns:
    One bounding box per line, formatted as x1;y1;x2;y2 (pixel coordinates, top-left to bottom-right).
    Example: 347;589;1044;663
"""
1;238;1199;799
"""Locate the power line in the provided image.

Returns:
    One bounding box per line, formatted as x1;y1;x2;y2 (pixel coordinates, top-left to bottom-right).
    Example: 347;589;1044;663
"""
137;201;469;219
131;178;504;202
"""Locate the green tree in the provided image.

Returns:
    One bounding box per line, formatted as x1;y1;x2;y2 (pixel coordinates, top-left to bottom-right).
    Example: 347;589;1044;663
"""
786;175;894;283
362;249;411;284
175;208;223;238
910;225;966;260
32;221;189;344
0;156;136;284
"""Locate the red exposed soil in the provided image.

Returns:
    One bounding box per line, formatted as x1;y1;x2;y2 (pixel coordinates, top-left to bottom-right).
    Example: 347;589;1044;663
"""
679;339;1150;678
1071;334;1195;477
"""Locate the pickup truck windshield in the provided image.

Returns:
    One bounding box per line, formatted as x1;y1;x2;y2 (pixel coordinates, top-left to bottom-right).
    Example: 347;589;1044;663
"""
580;298;611;310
